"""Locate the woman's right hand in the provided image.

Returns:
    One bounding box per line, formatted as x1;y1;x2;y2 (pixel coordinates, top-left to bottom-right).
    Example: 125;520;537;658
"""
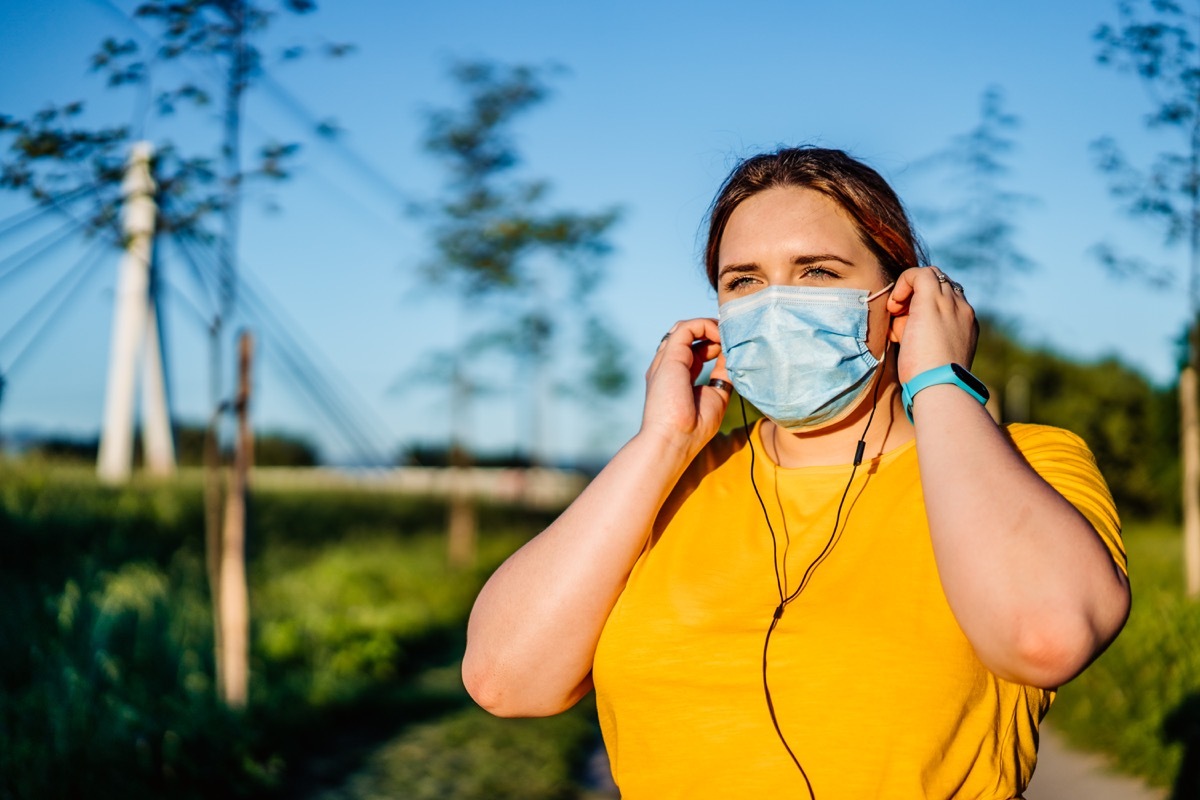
465;316;731;718
639;317;731;459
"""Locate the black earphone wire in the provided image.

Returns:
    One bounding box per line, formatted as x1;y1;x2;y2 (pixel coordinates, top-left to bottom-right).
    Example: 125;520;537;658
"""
743;344;889;799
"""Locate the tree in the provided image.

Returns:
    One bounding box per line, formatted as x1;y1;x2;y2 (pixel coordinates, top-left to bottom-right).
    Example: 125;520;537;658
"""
0;0;351;702
1;2;349;387
906;86;1039;429
1093;0;1200;597
972;318;1179;521
911;85;1037;296
417;60;626;566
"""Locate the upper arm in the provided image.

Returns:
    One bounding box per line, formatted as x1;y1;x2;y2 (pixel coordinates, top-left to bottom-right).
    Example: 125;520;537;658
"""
1008;423;1127;577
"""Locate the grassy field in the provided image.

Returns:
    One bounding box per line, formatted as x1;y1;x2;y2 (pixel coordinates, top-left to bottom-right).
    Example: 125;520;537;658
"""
3;462;1197;798
0;461;599;800
1051;520;1200;797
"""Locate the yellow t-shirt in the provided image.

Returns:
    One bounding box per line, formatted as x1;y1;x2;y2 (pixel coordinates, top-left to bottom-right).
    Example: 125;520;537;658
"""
593;421;1125;800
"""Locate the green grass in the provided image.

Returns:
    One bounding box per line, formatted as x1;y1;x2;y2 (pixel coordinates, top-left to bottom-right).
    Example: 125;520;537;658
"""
0;460;598;800
28;460;1200;796
318;689;598;800
1051;521;1200;796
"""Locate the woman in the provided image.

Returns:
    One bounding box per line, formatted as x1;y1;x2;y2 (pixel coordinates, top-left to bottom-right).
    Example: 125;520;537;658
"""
462;147;1130;799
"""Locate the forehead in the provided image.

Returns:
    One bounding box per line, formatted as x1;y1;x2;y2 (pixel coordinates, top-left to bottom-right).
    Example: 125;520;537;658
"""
718;186;869;265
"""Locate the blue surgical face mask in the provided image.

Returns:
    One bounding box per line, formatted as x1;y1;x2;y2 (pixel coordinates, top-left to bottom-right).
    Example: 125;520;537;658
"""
718;284;890;431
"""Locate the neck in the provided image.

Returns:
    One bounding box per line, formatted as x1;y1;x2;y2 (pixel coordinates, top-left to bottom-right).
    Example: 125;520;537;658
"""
762;357;914;469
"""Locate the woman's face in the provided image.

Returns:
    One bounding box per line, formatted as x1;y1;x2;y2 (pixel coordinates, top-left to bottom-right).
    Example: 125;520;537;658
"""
715;185;895;357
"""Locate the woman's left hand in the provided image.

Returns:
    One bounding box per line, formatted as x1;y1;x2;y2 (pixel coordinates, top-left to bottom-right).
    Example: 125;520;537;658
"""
886;266;978;384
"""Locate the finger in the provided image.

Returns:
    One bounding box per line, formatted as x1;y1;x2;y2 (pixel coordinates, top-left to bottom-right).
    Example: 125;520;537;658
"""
885;267;924;307
660;319;721;365
690;338;723;362
680;317;721;346
888;266;959;314
697;381;731;429
646;318;721;379
646;320;684;378
707;350;729;383
685;336;722;380
698;354;732;421
926;266;963;299
702;348;732;394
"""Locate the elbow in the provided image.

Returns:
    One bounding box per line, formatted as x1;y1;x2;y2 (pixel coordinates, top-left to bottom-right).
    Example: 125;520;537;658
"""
999;586;1131;689
1003;625;1099;689
461;648;585;718
462;650;522;718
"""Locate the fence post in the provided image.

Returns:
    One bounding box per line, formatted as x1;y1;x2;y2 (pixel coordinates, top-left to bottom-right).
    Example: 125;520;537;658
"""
218;330;254;707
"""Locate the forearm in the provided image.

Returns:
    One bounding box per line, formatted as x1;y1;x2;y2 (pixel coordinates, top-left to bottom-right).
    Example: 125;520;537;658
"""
913;386;1130;688
463;428;694;716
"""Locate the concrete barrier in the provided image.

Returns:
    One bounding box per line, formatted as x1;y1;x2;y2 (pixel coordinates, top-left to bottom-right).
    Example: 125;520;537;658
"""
249;466;587;509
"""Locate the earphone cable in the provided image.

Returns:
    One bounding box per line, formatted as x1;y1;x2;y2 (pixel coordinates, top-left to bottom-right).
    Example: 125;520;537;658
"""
742;392;786;606
750;343;890;799
762;607;815;797
783;353;886;604
742;395;814;798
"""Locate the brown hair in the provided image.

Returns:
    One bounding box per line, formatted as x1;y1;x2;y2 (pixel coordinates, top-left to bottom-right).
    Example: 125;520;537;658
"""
704;147;926;288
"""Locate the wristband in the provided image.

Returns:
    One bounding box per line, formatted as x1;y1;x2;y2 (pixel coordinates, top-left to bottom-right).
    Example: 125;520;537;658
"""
901;363;989;423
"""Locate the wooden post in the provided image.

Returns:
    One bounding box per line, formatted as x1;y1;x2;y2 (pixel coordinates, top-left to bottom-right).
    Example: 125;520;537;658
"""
448;472;477;569
1182;365;1200;599
204;402;225;695
447;356;477;568
218;331;254;708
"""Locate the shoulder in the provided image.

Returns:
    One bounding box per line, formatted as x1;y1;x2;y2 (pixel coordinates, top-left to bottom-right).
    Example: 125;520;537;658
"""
999;422;1109;494
1003;423;1127;574
652;426;752;536
1003;422;1099;453
677;426;752;495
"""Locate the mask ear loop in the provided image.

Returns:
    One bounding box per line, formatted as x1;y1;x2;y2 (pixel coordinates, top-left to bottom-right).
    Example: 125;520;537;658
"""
864;282;895;304
742;335;891;800
862;281;895;370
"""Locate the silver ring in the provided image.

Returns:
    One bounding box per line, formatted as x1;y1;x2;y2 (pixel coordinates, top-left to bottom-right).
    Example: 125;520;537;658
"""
659;332;671;343
707;378;732;392
935;271;948;284
949;280;965;294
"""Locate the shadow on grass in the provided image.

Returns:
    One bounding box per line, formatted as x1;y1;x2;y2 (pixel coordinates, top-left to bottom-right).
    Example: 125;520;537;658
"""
1164;691;1200;800
0;465;587;799
267;624;477;798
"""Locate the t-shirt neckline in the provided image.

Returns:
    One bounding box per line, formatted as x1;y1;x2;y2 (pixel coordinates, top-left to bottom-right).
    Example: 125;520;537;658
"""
746;417;917;475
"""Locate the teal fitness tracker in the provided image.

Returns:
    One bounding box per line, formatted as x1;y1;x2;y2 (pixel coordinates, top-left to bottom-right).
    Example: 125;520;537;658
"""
901;363;989;423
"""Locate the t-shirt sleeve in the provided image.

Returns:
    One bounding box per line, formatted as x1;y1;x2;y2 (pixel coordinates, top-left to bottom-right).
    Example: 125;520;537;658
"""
1006;423;1127;577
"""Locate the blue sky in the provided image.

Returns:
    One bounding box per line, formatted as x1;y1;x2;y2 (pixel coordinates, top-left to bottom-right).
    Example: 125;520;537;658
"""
0;0;1187;463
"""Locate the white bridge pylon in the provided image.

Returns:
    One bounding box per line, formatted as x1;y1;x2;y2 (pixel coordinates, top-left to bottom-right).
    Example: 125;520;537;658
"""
96;141;176;483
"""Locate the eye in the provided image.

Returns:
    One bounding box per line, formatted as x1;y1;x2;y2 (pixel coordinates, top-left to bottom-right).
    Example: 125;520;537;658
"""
800;265;839;281
722;274;760;292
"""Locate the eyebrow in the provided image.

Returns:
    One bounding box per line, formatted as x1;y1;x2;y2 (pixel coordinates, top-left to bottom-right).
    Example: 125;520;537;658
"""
717;253;856;280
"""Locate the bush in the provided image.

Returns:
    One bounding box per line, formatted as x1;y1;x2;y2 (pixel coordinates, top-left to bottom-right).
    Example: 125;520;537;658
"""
0;461;585;799
972;318;1179;521
1051;522;1200;797
322;704;596;800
